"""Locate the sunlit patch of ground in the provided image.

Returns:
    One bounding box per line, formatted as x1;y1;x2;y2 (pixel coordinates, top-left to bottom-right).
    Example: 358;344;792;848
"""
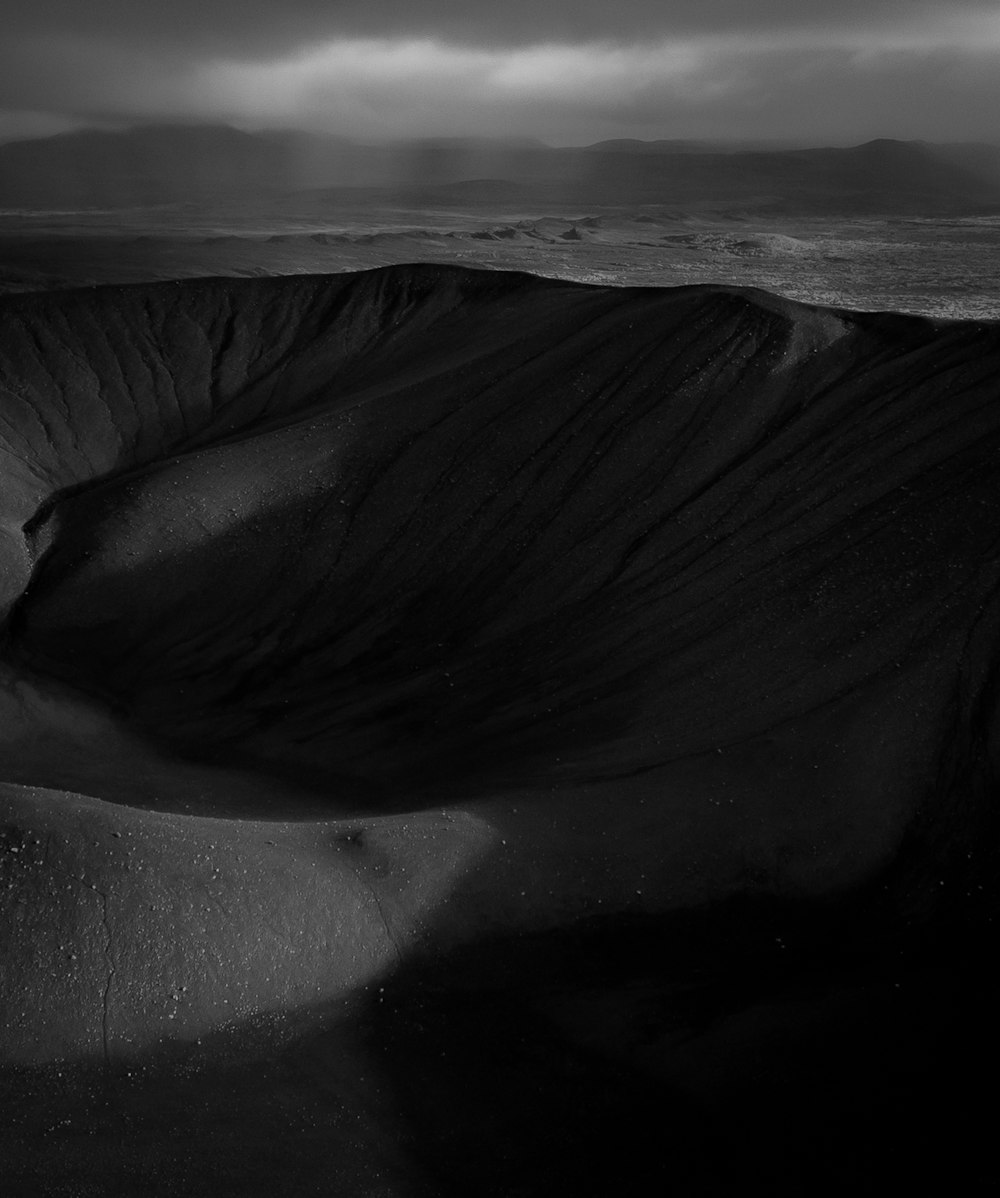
3;203;1000;318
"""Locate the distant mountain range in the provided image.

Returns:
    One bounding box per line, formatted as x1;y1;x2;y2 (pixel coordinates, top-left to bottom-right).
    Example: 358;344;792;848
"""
2;123;1000;215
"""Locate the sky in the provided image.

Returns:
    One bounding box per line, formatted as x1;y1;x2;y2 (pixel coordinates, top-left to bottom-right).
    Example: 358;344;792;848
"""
1;1;999;145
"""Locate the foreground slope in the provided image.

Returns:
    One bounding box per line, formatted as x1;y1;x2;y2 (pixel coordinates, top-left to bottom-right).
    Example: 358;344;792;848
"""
0;266;998;1191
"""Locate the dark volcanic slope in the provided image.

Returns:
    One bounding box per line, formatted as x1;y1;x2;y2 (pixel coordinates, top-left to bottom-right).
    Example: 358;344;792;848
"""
1;265;999;821
3;267;1000;1194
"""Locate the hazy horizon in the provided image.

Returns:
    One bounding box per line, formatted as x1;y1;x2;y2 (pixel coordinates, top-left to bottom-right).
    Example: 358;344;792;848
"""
2;2;999;146
6;119;988;153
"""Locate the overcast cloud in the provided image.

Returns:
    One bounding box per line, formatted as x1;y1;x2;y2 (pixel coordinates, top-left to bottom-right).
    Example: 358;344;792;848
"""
1;1;998;144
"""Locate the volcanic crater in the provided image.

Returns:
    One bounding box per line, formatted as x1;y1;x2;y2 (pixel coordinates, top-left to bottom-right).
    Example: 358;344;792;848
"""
1;264;999;1192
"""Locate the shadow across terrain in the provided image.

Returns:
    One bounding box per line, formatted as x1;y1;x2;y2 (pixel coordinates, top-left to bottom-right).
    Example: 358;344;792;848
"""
3;885;999;1196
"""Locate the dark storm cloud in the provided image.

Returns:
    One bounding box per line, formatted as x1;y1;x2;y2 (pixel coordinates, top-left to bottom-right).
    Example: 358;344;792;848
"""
4;1;994;54
1;1;999;144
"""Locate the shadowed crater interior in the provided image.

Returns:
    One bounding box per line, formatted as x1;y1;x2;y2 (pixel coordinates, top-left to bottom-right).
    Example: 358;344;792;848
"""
2;263;999;810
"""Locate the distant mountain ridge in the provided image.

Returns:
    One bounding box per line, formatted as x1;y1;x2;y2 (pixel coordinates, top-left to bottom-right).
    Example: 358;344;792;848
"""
2;123;1000;214
582;138;809;154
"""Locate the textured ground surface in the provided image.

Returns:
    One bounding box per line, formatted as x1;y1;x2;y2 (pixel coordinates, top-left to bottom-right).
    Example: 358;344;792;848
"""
1;266;998;1192
4;206;1000;320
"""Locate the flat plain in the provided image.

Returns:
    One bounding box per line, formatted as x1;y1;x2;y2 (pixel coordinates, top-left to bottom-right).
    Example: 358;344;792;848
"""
4;198;1000;319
